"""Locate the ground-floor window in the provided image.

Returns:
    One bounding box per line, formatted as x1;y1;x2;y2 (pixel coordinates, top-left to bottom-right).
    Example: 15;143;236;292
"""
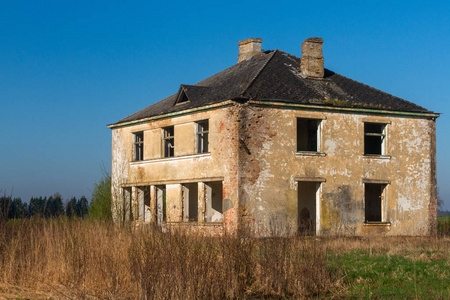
206;181;223;222
184;181;223;222
183;183;198;222
136;186;151;222
156;185;166;224
126;181;223;224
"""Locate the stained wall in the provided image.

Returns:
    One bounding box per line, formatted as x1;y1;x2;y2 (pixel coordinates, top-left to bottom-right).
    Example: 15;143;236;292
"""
238;103;436;236
111;104;240;233
111;101;437;236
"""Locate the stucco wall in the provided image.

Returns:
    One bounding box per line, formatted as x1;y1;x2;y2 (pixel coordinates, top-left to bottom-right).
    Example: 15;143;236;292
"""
238;103;436;236
111;104;240;233
111;101;436;236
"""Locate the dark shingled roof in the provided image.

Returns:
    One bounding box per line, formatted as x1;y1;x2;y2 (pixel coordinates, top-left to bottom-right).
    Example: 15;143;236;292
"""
114;50;431;125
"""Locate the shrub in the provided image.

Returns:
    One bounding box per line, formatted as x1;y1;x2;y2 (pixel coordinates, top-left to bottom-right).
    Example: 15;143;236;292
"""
437;216;450;236
89;174;112;221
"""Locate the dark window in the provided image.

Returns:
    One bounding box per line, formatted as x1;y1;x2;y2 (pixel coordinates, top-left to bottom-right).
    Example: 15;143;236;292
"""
365;183;385;222
205;181;223;222
178;92;189;104
133;132;144;161
156;185;166;224
297;118;320;152
364;123;386;155
197;120;209;153
163;126;174;157
183;183;198;222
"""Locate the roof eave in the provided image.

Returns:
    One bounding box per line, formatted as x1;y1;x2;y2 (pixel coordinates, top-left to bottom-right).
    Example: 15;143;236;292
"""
107;100;236;129
248;100;440;119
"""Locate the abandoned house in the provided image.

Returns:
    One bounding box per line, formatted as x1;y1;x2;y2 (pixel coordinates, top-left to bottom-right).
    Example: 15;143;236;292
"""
108;37;439;236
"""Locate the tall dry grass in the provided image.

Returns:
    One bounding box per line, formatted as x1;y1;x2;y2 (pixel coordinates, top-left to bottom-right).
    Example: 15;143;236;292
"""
0;218;448;299
128;228;338;299
0;218;134;298
0;218;339;298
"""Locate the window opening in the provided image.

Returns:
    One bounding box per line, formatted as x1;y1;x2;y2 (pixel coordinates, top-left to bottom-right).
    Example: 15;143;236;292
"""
178;91;189;104
365;183;385;222
183;183;198;222
156;185;166;225
297;118;320;152
205;181;223;222
364;123;386;155
163;126;174;157
133;132;144;161
197;120;209;154
137;186;151;222
123;187;132;223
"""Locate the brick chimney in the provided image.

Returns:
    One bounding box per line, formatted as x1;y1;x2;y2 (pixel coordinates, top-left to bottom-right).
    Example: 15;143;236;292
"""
301;37;324;78
238;38;263;63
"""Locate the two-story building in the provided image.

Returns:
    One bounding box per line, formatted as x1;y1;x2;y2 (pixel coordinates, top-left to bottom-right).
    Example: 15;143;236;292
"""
108;37;439;236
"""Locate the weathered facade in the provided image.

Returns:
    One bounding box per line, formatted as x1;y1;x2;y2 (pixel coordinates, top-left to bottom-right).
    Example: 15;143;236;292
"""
108;38;439;236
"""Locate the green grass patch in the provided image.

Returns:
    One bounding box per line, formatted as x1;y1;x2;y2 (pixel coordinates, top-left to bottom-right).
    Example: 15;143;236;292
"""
330;251;449;299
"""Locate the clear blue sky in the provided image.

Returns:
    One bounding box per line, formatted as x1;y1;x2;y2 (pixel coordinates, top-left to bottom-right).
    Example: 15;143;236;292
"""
1;1;449;209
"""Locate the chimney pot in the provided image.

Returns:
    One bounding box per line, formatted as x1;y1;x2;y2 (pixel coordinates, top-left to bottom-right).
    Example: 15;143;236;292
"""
238;38;263;63
301;37;324;78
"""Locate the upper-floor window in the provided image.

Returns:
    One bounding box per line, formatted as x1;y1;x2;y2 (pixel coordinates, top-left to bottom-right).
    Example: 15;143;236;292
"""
197;120;209;154
133;132;144;161
364;123;386;155
297;118;321;152
163;126;174;157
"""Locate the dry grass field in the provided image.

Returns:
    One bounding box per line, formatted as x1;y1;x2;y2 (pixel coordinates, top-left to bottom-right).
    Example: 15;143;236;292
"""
0;218;448;299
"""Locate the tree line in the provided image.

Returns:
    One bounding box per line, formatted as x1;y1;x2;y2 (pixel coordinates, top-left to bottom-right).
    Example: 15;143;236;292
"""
1;193;89;220
1;173;112;221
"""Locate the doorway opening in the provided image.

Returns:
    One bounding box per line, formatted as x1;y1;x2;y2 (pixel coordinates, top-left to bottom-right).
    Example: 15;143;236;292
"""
297;181;320;235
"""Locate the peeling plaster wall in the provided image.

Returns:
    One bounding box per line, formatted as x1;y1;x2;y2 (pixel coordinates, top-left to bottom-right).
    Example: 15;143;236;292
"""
111;105;240;233
111;129;129;223
238;105;436;236
111;102;436;236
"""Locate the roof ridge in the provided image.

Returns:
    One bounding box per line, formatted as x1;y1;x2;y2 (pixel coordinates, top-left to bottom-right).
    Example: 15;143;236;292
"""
240;50;277;98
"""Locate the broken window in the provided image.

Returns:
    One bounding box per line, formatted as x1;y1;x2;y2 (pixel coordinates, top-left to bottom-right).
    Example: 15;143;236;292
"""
197;120;209;154
137;186;151;222
364;183;385;222
177;91;189;104
183;183;198;222
156;185;166;225
297;118;321;152
364;123;386;155
122;187;132;222
163;126;174;157
133;132;144;161
205;181;223;222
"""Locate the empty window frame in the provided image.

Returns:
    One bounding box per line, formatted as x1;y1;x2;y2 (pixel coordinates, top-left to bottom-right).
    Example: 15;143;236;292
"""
182;183;198;222
297;118;321;152
364;123;386;155
364;183;386;222
205;181;223;222
156;185;166;225
177;91;189;104
133;132;144;161
163;126;174;157
137;186;151;222
197;120;209;154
